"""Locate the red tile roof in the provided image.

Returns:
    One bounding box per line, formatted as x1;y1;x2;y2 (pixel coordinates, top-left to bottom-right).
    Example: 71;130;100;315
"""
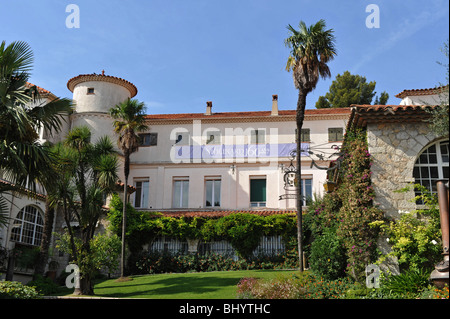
67;73;138;97
395;86;448;99
144;107;351;121
25;82;55;97
0;178;46;201
348;104;437;128
150;209;297;218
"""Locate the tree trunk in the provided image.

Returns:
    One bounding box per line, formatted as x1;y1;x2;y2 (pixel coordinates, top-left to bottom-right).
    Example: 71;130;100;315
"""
34;199;55;279
120;153;130;278
296;89;307;272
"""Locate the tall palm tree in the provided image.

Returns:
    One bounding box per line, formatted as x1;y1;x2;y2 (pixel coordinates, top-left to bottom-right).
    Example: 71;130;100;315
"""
285;20;336;271
0;41;73;189
1;40;72;275
109;98;148;278
59;126;119;295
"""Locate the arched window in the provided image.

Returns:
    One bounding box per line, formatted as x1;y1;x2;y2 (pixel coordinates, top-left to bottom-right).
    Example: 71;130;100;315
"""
10;205;44;246
413;140;449;203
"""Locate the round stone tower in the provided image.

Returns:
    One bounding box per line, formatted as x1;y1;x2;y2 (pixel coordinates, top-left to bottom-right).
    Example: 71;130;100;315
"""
67;71;138;142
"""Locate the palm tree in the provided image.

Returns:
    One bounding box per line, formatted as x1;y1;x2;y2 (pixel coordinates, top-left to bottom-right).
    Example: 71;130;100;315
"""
0;41;73;190
59;126;119;295
1;40;72;276
109;98;148;278
285;20;336;271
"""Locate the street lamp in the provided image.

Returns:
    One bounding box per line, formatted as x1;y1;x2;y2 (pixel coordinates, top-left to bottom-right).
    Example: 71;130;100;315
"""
323;180;336;193
430;180;449;288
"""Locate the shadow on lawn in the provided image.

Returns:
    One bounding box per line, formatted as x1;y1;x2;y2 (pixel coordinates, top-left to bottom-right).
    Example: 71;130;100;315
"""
94;275;241;298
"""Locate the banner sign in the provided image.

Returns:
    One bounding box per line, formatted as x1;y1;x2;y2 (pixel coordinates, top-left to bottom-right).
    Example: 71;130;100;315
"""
174;143;309;160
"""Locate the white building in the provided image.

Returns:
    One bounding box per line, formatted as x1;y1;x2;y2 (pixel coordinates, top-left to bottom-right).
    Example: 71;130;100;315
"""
64;73;350;214
2;72;445;281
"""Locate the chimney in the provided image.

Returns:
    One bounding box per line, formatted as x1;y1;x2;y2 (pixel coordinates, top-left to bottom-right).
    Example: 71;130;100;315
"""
205;101;213;115
271;94;279;116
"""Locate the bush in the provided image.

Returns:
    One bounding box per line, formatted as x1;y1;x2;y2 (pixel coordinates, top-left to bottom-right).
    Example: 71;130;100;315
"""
134;250;298;275
26;275;60;295
309;228;346;280
215;214;265;259
300;273;354;299
381;268;430;296
0;281;40;299
236;272;354;299
374;184;442;272
236;277;259;299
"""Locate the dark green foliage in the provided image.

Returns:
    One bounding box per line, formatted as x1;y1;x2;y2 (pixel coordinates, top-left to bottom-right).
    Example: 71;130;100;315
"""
381;268;430;295
315;71;388;108
26;275;60;295
309;229;346;280
0;281;39;299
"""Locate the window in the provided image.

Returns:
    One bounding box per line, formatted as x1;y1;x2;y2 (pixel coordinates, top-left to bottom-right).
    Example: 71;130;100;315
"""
301;129;311;142
173;178;189;208
205;131;221;145
251;129;265;144
205;178;221;207
174;132;190;145
250;178;266;207
10;205;44;246
134;180;149;208
139;133;158;146
87;88;95;94
413;140;449;204
300;178;313;206
328;128;343;142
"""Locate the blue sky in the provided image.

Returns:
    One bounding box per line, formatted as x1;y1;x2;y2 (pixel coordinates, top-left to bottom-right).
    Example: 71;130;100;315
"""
1;0;448;114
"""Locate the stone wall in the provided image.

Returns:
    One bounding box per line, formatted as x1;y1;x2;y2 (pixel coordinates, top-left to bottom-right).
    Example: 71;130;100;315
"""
367;121;439;218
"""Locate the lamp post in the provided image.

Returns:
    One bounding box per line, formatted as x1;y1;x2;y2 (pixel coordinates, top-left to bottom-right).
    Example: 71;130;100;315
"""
430;180;449;288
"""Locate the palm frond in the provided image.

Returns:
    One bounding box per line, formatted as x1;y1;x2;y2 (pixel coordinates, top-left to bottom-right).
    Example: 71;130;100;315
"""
27;97;73;136
0;195;10;227
285;19;336;91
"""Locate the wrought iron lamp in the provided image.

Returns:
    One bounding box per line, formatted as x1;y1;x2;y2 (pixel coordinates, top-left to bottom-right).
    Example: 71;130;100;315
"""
430;180;449;288
323;180;336;193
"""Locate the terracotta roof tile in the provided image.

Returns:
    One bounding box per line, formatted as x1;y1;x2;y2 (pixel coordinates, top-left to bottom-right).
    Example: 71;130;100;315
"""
0;179;46;201
348;104;437;128
144;107;351;121
25;82;55;97
67;73;138;97
395;86;448;98
150;209;297;218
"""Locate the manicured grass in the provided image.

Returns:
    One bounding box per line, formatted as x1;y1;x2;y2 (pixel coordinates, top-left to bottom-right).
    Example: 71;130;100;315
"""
92;270;297;299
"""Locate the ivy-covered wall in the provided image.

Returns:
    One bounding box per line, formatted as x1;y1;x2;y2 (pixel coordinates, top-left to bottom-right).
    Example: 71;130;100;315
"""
107;194;298;262
305;128;384;282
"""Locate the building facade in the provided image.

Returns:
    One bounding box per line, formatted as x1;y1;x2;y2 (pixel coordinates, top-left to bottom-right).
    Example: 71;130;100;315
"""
1;72;447;282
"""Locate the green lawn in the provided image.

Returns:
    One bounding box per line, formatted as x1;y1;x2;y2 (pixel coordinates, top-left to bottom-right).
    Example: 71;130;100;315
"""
90;270;296;299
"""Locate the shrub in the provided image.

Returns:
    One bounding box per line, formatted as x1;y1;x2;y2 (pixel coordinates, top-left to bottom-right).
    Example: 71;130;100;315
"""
0;281;40;299
134;249;299;275
236;277;258;299
250;276;302;299
301;273;354;299
236;272;354;299
335;129;384;281
215;214;265;260
381;268;430;296
26;275;60;295
431;285;449;299
373;184;442;272
309;228;346;280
